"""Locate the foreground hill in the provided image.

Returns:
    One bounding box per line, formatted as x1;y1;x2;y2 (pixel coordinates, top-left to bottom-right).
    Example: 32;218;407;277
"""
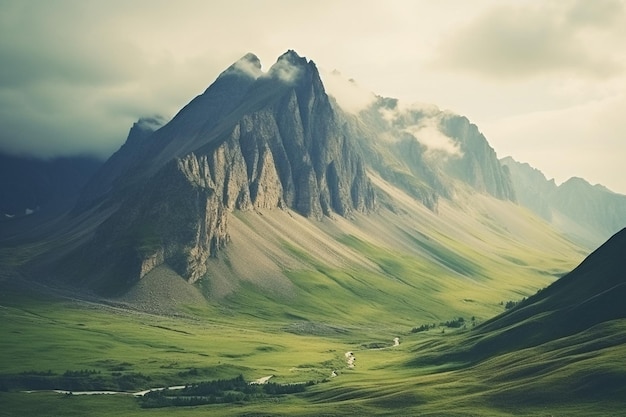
408;228;626;411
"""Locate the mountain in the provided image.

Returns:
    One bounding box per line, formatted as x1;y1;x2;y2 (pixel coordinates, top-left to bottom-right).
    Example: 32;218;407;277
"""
74;116;167;212
52;51;376;293
341;98;515;211
0;152;102;239
502;156;626;247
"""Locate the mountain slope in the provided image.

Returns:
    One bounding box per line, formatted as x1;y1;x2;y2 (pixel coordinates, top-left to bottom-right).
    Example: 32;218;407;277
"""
74;116;166;211
472;227;626;358
342;98;516;212
402;228;626;411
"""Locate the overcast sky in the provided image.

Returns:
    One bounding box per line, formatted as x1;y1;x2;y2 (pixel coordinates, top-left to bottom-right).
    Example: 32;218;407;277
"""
1;0;625;194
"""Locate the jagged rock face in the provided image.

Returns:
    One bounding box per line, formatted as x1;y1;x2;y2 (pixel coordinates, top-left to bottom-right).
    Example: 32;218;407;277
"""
500;156;555;220
89;158;229;286
439;114;516;201
67;51;375;291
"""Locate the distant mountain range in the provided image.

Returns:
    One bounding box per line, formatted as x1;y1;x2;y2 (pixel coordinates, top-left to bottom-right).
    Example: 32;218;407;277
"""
502;156;626;247
0;153;102;241
0;153;102;219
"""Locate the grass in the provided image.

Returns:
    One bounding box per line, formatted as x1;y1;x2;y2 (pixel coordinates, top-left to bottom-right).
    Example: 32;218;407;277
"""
2;285;625;416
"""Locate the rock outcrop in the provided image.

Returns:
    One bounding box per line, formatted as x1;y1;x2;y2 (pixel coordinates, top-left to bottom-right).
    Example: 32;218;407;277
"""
440;114;516;201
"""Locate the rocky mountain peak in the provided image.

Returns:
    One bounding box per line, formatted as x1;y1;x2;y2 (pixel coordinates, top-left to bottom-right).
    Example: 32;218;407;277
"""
216;52;263;82
266;50;318;87
61;50;376;292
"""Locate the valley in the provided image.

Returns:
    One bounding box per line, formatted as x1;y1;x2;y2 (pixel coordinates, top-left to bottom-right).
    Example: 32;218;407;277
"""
0;194;598;416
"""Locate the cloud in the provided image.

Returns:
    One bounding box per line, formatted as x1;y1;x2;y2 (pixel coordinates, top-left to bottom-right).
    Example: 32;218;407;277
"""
320;70;376;114
229;53;264;79
373;99;462;156
433;0;626;80
404;117;462;157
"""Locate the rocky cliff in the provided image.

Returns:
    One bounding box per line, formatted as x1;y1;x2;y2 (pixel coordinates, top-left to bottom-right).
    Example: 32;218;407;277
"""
440;114;515;201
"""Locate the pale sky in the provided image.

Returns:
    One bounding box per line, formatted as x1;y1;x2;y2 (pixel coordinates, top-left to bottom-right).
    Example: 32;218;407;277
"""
1;0;625;194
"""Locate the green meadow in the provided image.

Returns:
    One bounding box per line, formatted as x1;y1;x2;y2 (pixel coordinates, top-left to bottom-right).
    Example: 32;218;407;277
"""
3;283;624;416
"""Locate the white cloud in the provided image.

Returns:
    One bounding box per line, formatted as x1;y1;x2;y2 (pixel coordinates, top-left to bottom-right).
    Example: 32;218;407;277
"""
267;55;303;85
404;117;462;157
230;53;263;79
320;70;376;114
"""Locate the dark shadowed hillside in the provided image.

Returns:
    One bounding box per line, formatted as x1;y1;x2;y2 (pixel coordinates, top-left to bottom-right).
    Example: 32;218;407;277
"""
472;227;626;358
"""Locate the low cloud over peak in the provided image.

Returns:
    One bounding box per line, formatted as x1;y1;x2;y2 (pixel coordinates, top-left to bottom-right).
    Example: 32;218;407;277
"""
320;69;376;114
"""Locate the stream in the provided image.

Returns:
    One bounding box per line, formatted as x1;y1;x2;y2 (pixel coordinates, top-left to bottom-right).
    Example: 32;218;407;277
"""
24;385;187;397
